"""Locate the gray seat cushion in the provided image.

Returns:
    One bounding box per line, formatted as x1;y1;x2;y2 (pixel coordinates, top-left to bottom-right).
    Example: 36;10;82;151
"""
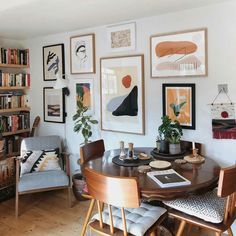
92;203;167;236
18;170;69;192
164;189;226;223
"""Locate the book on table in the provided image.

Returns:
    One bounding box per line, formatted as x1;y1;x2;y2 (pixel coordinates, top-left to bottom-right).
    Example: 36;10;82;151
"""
147;169;191;188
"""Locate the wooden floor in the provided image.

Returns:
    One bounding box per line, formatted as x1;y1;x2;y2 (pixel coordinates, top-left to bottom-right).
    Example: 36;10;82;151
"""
0;190;227;236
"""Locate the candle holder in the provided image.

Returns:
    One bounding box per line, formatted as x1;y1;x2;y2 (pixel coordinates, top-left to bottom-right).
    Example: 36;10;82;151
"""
192;148;199;158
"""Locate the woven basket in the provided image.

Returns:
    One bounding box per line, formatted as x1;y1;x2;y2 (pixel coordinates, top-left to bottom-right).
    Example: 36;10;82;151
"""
0;157;15;189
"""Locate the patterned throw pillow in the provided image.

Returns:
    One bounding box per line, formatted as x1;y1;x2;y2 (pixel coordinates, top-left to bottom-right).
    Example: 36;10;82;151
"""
20;148;61;176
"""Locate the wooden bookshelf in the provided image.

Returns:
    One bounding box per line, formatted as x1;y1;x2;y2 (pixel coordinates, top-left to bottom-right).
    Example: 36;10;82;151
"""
0;63;29;69
3;129;30;137
0;86;30;90
0;107;30;113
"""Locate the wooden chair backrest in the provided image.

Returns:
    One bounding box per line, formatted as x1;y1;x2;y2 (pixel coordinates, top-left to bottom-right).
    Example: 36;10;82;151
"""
180;140;202;154
80;139;105;165
84;167;140;208
29;116;40;137
217;165;236;223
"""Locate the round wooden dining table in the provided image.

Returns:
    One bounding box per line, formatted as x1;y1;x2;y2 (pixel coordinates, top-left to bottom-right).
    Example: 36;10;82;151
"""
82;147;220;201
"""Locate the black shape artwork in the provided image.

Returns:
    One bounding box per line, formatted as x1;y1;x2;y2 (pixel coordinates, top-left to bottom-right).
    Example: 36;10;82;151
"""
112;86;138;116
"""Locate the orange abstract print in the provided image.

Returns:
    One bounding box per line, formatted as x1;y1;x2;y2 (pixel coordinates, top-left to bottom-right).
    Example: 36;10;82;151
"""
166;87;191;126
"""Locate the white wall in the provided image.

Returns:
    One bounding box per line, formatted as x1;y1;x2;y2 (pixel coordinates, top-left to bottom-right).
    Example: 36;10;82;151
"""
1;0;235;232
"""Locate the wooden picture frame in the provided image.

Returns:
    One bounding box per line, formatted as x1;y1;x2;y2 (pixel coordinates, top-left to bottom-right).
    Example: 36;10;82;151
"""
107;22;136;52
43;44;65;81
70;33;95;74
100;55;145;135
76;79;94;115
150;28;207;78
43;87;65;123
163;83;195;129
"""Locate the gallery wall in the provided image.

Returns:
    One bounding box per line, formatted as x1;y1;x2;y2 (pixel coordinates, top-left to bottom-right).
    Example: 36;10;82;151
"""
21;0;236;175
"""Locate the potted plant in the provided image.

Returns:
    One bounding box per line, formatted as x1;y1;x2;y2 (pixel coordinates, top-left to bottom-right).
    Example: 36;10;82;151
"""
168;120;183;154
158;116;172;153
73;100;98;145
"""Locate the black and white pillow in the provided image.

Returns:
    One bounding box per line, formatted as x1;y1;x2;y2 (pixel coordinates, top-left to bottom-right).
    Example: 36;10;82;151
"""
20;148;61;176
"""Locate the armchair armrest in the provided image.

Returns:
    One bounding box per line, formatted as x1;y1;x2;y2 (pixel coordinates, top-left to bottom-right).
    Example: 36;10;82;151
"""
61;152;72;187
15;156;22;187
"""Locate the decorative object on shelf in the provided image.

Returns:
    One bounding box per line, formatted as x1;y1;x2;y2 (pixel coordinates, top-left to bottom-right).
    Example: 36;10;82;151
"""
43;87;65;123
107;22;136;52
100;55;145;134
73;100;98;145
43;44;65;81
210;88;236;139
168;119;183;155
163;83;196;129
76;79;93;115
54;73;70;96
70;34;95;74
150;28;207;78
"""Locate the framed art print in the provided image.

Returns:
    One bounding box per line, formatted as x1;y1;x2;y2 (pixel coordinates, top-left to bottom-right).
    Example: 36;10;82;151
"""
76;79;94;115
107;22;136;52
43;44;65;81
100;55;145;134
43;87;65;123
151;28;207;78
163;83;195;129
70;33;95;74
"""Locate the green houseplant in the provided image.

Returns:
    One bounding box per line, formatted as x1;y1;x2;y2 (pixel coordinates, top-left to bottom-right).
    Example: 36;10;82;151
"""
73;100;98;145
158;116;172;153
168;120;183;154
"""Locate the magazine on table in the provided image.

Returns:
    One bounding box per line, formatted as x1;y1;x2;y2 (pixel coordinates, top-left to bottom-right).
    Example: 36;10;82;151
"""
147;169;191;188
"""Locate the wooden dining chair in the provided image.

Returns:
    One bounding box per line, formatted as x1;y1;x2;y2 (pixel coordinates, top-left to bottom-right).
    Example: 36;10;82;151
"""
79;139;105;165
82;167;167;236
164;164;236;236
79;140;105;235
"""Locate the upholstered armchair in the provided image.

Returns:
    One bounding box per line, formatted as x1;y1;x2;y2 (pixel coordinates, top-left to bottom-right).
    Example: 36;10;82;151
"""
15;135;72;217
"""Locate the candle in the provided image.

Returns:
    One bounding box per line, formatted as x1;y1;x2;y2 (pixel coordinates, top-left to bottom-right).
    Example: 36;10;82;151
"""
192;142;195;149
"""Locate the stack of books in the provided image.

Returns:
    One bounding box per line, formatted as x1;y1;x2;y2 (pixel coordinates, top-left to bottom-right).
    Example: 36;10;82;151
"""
0;48;29;65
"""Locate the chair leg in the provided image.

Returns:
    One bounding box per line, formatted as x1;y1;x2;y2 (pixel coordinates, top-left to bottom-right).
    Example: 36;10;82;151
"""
67;187;72;207
176;220;186;236
15;191;19;218
81;199;95;236
227;228;233;236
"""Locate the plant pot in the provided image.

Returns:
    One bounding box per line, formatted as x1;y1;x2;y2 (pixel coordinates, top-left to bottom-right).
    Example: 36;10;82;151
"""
169;143;181;155
160;140;169;153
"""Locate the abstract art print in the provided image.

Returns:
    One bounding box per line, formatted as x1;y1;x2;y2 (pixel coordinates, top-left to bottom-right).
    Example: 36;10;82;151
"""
107;22;136;52
70;34;95;74
43;44;65;81
76;79;94;115
163;84;195;129
43;87;65;123
100;55;144;134
211;103;236;139
151;28;207;78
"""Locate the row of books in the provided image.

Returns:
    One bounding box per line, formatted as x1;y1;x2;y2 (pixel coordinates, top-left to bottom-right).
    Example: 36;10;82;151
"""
0;93;29;109
0;71;30;87
1;112;30;133
0;48;29;65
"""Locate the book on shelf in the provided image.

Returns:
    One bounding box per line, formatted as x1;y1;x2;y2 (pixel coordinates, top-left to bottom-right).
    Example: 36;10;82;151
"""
147;169;191;188
0;48;29;65
0;70;30;87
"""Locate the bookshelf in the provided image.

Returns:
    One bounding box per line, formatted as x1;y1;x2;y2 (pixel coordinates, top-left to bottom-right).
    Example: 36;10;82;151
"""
0;47;30;200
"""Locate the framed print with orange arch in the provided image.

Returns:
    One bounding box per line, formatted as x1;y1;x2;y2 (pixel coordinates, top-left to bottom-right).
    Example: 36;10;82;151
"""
163;83;195;129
